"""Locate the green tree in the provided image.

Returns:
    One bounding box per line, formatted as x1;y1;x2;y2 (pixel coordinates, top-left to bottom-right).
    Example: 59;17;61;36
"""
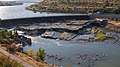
36;48;46;61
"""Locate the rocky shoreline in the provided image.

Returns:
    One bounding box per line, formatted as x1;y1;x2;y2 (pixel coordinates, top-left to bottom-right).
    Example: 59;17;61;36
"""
105;23;120;33
0;29;32;51
16;19;109;41
15;18;120;44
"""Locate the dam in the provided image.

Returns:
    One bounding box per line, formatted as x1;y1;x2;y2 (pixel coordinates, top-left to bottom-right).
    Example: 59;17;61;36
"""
0;14;91;27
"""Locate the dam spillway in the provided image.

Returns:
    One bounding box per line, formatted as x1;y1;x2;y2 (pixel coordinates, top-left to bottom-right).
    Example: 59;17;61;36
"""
0;14;91;27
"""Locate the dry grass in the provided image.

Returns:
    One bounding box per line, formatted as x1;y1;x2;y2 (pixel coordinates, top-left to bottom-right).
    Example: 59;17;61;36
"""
108;20;120;26
16;52;52;67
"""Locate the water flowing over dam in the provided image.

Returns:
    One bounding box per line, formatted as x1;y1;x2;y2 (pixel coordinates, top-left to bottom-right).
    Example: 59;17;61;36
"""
0;14;91;27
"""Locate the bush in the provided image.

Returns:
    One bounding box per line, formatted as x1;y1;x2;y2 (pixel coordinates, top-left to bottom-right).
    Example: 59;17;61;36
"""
95;32;107;41
91;8;120;14
6;45;17;54
36;48;46;61
27;48;34;57
0;29;19;44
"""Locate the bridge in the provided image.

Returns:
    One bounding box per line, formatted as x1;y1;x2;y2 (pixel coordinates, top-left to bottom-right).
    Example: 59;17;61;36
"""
0;14;91;27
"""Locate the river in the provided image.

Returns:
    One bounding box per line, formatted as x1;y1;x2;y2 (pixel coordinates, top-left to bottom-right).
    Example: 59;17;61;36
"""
23;36;120;67
0;0;120;67
0;0;76;20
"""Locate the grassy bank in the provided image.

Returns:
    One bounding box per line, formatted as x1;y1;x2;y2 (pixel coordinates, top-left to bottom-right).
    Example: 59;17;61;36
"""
0;29;54;67
0;52;22;67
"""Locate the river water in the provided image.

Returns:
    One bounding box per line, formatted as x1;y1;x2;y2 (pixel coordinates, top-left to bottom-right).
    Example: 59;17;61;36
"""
0;0;78;20
23;36;120;67
0;0;120;67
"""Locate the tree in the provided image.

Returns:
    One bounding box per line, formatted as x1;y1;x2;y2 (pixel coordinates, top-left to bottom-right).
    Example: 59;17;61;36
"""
28;48;34;58
36;48;46;61
72;6;75;11
112;7;120;14
64;6;69;12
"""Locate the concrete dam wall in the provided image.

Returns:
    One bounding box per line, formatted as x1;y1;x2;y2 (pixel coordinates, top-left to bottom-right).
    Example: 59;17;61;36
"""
0;15;90;28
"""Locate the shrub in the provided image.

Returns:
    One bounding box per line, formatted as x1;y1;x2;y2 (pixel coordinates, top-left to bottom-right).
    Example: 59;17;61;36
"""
6;45;17;54
36;48;46;61
27;48;35;57
95;32;107;41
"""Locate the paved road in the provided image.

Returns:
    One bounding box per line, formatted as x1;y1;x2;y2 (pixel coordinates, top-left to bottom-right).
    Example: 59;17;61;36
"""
0;47;34;67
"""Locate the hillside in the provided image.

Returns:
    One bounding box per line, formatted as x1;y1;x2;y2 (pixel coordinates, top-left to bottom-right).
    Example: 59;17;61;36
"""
44;0;120;3
26;0;120;14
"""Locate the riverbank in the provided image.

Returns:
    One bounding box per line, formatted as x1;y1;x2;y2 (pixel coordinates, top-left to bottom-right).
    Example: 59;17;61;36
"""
0;44;54;67
0;51;22;67
0;46;32;67
0;29;54;67
26;0;120;14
